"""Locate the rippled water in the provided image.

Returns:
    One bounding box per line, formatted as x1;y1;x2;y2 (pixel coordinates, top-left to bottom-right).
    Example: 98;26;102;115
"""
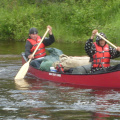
0;42;120;120
0;57;120;120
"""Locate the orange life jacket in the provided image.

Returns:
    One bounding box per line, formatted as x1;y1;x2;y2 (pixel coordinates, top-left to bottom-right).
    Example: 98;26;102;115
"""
27;36;46;59
92;42;111;68
56;64;64;73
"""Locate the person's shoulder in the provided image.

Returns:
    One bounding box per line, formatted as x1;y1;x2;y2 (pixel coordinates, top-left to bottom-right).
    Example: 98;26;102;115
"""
26;40;32;46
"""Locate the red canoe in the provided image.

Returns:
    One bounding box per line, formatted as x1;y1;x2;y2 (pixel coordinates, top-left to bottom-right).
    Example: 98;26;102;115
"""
22;53;120;88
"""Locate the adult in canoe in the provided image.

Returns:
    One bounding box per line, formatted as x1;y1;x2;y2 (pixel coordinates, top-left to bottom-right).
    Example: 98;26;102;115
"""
85;29;120;73
25;25;55;68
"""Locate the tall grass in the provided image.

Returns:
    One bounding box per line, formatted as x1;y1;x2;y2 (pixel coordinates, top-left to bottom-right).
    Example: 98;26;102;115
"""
0;0;120;44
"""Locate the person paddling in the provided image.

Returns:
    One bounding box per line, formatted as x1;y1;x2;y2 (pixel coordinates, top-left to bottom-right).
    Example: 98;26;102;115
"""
25;25;55;68
85;29;120;73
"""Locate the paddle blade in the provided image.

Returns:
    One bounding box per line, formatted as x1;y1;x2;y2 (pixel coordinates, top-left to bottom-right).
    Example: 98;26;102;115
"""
15;78;30;90
14;61;30;80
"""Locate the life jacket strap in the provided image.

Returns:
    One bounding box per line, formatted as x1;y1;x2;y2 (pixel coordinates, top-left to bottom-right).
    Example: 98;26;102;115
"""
34;52;46;57
92;62;110;64
36;47;45;52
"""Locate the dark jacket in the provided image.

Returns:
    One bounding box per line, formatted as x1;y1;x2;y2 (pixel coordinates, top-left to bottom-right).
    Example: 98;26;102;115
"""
85;38;120;62
25;34;55;58
85;38;120;73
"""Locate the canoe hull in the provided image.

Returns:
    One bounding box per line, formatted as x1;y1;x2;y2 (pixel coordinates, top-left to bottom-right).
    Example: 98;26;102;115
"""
27;66;120;88
22;54;120;88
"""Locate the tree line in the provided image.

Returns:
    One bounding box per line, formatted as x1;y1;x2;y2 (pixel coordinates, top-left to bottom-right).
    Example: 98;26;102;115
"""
0;0;120;44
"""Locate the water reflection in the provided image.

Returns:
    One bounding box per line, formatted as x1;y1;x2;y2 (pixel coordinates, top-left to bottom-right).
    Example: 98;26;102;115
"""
13;76;120;119
14;78;30;90
0;41;86;56
92;89;120;119
0;42;120;119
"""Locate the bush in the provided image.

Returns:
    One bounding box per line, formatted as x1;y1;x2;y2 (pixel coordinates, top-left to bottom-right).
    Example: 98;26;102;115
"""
0;0;120;44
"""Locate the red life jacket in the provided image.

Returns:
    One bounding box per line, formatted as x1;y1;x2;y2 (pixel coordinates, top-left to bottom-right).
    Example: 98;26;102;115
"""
92;42;111;68
56;64;64;73
27;36;46;59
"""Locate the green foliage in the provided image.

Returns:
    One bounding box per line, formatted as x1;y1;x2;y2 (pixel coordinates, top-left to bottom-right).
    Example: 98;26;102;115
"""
0;2;44;41
0;0;120;44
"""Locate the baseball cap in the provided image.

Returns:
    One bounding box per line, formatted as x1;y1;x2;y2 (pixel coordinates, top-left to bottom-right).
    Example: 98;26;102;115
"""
29;27;38;34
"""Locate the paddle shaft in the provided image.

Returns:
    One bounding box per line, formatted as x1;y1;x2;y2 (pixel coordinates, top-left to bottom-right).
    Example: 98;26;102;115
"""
14;28;49;80
29;28;50;62
22;28;49;66
96;32;117;49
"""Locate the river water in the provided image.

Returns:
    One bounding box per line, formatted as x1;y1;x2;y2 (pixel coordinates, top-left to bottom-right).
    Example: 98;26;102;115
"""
0;41;120;120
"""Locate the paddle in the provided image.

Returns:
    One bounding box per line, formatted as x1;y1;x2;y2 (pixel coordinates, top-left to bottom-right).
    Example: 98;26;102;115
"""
14;28;49;80
96;32;117;49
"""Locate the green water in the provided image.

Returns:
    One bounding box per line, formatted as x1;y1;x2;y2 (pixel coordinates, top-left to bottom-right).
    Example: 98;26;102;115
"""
0;41;120;120
0;41;86;56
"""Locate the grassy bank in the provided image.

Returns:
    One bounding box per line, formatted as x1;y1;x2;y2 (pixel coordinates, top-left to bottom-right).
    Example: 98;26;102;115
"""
0;0;120;44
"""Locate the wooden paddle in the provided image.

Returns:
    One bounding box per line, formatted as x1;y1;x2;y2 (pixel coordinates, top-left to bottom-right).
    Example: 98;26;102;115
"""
96;32;117;49
14;28;49;80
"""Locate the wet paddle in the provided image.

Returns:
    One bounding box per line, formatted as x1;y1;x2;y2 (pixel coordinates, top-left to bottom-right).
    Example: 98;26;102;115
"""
14;28;49;80
96;32;117;49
